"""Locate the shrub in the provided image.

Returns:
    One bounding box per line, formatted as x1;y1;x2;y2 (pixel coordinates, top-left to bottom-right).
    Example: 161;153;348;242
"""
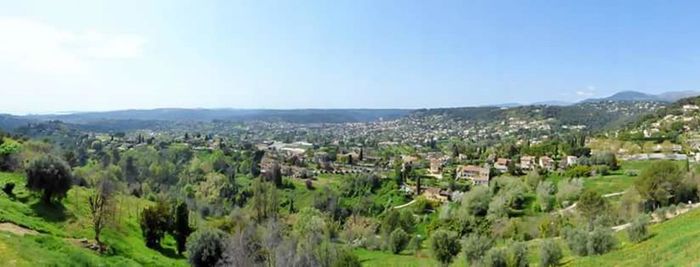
388;228;410;254
407;234;424;253
539;239;562;267
187;228;228;267
563;227;589;256
463;234;494;265
586;227;616;255
2;182;15;196
484;247;507;267
140;201;171;248
627;215;650;243
332;246;361;267
508;242;528;267
430;230;461;266
25;155;72;204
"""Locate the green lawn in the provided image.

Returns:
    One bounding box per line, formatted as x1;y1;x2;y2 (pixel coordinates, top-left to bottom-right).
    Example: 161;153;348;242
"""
568;207;700;267
0;172;188;266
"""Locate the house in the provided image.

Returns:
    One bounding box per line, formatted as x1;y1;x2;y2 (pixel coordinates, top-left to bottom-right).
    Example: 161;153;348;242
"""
565;156;578;167
539;156;555;170
494;158;510;173
422;187;450;203
520;156;535;170
430;158;444;174
456;165;491;185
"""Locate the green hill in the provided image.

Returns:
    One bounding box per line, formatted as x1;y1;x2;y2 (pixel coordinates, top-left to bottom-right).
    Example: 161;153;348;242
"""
0;172;188;266
568;206;700;267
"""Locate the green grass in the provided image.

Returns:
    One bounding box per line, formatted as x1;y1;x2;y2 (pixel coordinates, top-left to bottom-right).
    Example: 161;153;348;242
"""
0;172;188;266
568;207;700;267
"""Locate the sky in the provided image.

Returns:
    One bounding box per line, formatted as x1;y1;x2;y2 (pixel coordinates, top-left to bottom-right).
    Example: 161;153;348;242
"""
1;1;700;114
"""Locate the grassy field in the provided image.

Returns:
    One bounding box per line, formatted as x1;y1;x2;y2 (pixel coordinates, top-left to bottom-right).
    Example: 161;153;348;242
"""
569;207;700;267
0;172;188;266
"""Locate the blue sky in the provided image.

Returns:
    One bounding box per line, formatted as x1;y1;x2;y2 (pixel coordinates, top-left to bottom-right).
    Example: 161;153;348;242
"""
1;1;700;113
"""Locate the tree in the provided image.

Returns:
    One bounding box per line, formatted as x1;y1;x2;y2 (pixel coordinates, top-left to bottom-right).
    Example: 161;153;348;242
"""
508;242;528;267
88;178;115;245
463;234;494;265
635;161;684;209
333;246;361;267
627;215;650;243
26;155;73;204
577;189;607;223
586;227;616;255
484;247;507;267
251;180;279;222
429;230;461;266
173;202;193;254
536;181;556;212
539;239;562;267
389;228;409;254
461;186;491;217
187;228;228;267
140;201;171;248
266;162;283;187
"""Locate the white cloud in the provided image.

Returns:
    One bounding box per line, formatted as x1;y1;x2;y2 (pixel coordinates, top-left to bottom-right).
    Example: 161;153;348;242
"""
575;86;596;97
0;17;145;74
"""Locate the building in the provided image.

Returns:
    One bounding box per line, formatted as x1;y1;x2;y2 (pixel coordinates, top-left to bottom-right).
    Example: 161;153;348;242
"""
494;158;510;173
539;156;555;170
456;165;491;185
520;156;535;170
565;156;578;167
422;187;450;202
430;158;444;174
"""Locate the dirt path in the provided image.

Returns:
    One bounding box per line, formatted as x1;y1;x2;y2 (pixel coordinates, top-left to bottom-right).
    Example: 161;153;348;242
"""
393;199;417;209
0;223;39;236
554;191;625;215
612;203;700;232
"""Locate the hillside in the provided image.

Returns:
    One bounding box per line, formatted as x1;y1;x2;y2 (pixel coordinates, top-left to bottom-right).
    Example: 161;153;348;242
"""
569;207;700;266
0;172;187;266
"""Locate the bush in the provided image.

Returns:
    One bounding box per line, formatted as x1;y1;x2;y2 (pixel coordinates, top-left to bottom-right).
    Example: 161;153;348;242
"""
463;234;494;265
563;227;589;256
140;201;171;248
2;182;15;196
332;246;361;267
187;228;229;267
388;228;410;254
25;155;73;204
586;227;616;255
484;247;507;267
407;235;424;253
430;230;461;266
627;215;650;243
508;242;528;267
539;239;562;267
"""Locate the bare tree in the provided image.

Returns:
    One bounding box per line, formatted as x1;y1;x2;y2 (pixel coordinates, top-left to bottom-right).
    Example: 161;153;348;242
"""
89;178;115;245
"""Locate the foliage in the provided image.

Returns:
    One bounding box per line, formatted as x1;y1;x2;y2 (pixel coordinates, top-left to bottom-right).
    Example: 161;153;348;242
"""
429;230;461;266
627;215;650;243
388;228;409;254
26;154;73;204
187;228;228;267
508;241;528;267
462;234;494;265
539;239;562;267
140;200;171;248
484;247;507;267
577;189;608;223
173;202;193;254
635;161;684;209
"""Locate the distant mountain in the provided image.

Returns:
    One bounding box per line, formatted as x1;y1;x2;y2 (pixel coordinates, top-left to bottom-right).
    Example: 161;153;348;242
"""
0;114;33;131
25;108;412;124
531;100;573;106
582;90;700;103
657;90;700;102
